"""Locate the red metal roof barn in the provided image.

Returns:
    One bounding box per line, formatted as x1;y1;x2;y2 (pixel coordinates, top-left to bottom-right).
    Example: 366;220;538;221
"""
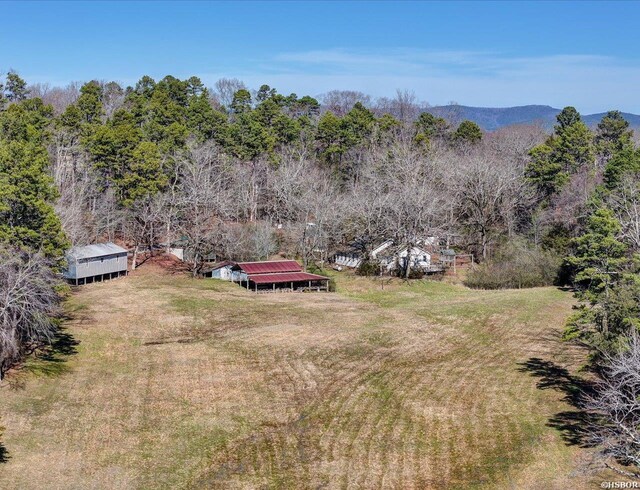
230;260;330;293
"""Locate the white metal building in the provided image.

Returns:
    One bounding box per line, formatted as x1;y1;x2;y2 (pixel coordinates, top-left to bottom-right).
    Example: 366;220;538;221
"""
63;243;128;285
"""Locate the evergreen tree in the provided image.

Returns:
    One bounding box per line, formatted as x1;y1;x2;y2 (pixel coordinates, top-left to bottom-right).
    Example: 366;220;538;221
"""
526;142;568;197
316;111;343;160
316;102;375;167
230;89;252;114
595;110;633;164
340;102;375;147
289;95;320;118
119;141;167;207
603;148;640;190
564;208;635;352
0;78;5;111
185;76;205;98
453;120;482;144
414;112;450;146
228;112;273;160
554;119;595;172
526;106;594;199
0;98;53;143
555;106;581;129
5;71;29;102
0;99;68;259
256;84;277;102
186;88;228;142
85;109;143;192
76;81;104;124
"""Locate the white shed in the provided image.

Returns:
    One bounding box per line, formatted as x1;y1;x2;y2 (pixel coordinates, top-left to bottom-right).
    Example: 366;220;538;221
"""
204;261;234;280
63;243;128;285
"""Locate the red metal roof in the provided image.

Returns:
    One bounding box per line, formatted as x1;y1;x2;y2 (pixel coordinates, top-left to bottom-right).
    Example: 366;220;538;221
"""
248;272;329;284
236;260;302;274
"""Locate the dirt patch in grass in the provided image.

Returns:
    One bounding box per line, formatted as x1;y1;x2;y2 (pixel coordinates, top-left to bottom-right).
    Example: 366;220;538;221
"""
0;267;602;488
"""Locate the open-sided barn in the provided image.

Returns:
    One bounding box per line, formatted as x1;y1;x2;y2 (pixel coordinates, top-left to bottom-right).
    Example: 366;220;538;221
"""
230;260;329;292
63;243;128;285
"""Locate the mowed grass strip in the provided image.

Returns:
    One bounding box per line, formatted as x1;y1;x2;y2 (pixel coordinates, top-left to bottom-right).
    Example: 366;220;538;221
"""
0;266;592;489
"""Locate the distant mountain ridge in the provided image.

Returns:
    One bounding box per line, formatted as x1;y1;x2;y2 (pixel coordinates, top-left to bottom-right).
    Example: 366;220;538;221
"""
424;104;640;131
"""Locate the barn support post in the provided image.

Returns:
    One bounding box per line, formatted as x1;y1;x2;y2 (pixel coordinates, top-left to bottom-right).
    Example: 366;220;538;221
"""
290;282;293;292
273;283;275;292
254;282;257;293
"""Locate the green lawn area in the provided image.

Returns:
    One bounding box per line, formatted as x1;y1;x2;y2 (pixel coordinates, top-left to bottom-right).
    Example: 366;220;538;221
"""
0;266;601;489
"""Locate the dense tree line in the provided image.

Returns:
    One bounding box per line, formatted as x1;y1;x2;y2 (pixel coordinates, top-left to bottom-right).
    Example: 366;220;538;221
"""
17;74;527;273
0;72;68;379
522;107;640;476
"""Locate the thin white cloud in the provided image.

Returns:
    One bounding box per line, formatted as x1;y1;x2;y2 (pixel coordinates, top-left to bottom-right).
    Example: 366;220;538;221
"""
26;48;640;114
204;49;640;113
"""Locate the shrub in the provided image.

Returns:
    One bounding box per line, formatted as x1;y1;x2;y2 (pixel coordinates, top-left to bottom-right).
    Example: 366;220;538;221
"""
396;268;425;279
357;260;380;277
464;241;560;289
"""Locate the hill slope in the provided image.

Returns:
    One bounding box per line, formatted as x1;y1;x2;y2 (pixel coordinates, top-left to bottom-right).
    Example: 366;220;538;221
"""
426;104;640;131
0;266;603;488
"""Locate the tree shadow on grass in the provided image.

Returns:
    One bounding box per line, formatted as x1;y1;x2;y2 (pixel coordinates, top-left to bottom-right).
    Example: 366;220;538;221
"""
5;326;80;389
24;327;79;378
518;357;597;447
0;442;9;463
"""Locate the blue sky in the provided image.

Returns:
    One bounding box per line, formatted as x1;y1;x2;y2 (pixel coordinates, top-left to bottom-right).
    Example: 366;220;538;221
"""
3;1;640;113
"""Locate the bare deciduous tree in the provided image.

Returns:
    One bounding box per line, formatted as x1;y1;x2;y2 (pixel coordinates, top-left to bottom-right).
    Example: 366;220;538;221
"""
213;78;247;110
585;334;640;479
265;146;342;267
374;89;422;123
382;143;446;277
101;81;125;118
125;194;169;270
609;174;640;252
450;148;531;260
174;143;233;275
320;90;371;116
0;249;61;379
31;82;81;114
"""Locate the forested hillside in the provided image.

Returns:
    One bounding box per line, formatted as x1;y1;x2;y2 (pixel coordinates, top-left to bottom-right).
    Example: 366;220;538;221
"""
426;104;640;131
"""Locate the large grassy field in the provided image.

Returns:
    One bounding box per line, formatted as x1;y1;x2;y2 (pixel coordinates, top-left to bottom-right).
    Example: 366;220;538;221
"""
0;264;599;488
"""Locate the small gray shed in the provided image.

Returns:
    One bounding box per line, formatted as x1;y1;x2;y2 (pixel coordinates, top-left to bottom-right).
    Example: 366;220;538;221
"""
202;261;234;280
64;243;128;285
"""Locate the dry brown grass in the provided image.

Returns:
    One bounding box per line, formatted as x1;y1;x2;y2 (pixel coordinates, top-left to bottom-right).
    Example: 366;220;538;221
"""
0;265;603;488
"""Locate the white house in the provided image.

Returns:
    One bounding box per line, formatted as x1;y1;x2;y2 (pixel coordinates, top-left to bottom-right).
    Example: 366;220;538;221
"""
333;237;439;272
370;239;393;259
379;245;432;272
